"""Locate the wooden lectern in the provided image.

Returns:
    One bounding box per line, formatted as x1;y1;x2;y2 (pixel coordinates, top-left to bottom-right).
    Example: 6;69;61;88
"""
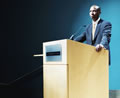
43;39;109;98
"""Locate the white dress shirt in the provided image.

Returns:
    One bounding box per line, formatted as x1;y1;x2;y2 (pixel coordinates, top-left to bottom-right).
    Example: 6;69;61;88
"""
92;17;100;40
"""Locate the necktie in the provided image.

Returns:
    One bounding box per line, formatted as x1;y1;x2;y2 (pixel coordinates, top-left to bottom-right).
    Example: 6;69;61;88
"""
92;23;96;40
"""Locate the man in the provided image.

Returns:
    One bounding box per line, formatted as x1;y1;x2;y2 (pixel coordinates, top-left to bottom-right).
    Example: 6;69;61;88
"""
74;5;112;64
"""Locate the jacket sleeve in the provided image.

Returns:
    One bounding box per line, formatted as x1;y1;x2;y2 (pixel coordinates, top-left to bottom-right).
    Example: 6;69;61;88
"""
100;22;112;49
73;31;86;42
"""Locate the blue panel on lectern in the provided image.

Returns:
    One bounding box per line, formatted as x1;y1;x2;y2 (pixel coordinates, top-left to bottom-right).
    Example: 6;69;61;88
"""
45;44;62;62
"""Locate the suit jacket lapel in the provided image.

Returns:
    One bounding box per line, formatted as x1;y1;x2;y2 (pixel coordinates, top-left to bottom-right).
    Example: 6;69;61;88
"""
94;19;102;40
94;24;100;40
89;24;92;43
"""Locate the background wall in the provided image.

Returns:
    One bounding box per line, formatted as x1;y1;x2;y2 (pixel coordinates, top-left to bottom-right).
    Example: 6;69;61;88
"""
0;0;120;97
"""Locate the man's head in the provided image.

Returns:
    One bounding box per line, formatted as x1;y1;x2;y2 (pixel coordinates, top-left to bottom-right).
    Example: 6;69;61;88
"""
89;5;101;21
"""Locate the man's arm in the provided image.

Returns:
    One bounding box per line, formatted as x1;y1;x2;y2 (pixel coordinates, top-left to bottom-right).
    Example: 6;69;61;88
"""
96;22;112;52
73;31;86;42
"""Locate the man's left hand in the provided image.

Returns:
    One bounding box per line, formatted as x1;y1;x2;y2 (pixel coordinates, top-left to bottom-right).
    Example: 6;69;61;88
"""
95;44;104;52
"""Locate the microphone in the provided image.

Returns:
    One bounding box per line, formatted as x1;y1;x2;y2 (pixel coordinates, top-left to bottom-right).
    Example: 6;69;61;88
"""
69;25;87;40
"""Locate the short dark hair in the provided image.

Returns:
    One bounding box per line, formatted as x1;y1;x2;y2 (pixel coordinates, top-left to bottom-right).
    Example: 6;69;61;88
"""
90;5;101;13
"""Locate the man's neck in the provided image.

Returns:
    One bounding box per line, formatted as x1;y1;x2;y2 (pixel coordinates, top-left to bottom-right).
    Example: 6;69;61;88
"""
92;17;100;23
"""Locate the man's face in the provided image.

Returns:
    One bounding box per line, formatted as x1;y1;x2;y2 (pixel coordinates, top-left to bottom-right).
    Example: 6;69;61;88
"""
89;6;100;21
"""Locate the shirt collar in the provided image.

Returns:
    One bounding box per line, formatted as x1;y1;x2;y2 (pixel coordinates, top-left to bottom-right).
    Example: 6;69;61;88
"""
92;17;100;24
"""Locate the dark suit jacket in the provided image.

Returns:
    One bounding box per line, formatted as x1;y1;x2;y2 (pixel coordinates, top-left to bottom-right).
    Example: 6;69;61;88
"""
74;19;112;65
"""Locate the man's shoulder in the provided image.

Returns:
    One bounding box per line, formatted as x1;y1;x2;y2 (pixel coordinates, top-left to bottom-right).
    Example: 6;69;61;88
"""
100;19;112;25
86;23;92;28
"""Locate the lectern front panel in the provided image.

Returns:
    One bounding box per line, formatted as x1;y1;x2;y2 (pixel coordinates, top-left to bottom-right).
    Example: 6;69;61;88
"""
43;40;67;65
43;64;68;98
45;44;62;62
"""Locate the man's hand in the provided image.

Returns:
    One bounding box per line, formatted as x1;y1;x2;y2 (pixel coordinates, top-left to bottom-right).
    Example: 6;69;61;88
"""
95;44;104;52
